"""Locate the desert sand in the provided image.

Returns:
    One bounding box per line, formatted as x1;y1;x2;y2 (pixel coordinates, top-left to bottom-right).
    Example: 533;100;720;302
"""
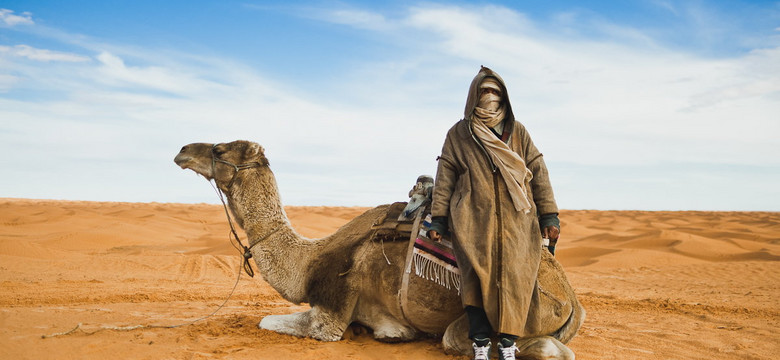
1;198;778;359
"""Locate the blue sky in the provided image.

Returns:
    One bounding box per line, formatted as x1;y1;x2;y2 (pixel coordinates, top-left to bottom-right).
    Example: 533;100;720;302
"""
1;1;778;210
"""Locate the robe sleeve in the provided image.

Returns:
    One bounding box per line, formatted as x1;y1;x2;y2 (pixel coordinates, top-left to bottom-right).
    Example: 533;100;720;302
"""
431;129;460;219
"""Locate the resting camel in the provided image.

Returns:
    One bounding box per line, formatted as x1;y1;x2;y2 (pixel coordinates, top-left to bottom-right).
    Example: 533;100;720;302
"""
174;140;584;359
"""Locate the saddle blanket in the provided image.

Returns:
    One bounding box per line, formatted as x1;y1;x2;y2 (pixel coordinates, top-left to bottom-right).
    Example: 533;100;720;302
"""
412;214;461;293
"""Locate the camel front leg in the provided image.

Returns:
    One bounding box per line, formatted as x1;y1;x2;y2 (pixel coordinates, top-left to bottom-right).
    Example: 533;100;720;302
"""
259;306;350;342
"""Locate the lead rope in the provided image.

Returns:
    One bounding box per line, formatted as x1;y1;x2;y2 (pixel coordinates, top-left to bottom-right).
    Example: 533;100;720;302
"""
43;148;270;338
209;144;261;278
42;262;243;338
42;180;252;339
211;180;255;278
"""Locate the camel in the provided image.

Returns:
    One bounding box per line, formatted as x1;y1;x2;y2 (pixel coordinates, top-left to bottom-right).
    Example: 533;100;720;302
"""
174;140;584;359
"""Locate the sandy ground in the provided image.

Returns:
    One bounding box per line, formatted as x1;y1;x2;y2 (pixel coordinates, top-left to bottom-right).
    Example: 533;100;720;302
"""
1;198;778;359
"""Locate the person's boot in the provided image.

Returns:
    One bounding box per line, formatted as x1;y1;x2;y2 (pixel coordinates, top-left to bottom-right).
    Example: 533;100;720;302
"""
472;337;491;360
497;337;518;360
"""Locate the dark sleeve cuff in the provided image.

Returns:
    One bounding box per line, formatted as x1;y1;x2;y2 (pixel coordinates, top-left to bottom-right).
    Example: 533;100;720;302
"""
427;216;449;237
539;213;560;229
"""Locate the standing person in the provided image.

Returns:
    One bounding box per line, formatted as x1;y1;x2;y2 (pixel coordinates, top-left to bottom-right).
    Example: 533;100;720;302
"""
428;66;561;360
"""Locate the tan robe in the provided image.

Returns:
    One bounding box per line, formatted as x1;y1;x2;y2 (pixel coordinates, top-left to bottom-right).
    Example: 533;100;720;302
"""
431;67;558;336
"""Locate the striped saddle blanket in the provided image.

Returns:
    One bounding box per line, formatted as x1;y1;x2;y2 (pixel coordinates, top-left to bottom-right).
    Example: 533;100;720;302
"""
411;213;461;293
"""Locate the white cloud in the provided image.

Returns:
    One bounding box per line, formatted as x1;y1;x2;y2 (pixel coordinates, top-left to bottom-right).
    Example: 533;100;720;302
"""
0;44;90;62
0;8;33;27
93;52;235;95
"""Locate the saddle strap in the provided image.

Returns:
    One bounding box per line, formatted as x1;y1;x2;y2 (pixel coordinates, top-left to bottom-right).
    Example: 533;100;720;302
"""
397;207;425;326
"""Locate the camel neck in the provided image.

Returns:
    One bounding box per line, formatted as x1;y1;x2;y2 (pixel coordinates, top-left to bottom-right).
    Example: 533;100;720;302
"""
225;167;314;304
225;168;288;236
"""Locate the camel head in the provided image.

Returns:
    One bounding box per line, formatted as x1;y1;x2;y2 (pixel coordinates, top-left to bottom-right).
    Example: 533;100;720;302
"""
174;140;269;192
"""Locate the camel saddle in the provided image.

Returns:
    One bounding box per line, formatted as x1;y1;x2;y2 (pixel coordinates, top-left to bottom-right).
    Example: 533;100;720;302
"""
369;175;461;294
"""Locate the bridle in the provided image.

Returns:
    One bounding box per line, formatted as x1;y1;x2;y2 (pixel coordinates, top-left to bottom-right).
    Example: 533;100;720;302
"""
211;144;264;190
210;143;273;278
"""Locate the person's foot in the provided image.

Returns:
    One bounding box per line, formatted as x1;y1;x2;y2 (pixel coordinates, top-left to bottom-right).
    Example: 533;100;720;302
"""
497;338;518;360
472;338;491;360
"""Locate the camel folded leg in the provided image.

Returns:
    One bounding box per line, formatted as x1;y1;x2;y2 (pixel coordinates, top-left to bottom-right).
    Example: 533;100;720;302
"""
442;313;471;355
366;313;418;342
259;306;350;342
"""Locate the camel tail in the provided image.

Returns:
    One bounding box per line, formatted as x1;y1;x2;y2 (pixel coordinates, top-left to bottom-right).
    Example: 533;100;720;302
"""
553;297;585;344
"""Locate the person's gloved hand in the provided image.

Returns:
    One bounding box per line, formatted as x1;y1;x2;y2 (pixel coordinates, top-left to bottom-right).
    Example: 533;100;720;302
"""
542;225;560;241
539;213;560;255
427;216;449;242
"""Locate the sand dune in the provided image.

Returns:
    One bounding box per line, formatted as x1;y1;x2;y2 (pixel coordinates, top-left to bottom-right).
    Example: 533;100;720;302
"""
1;199;778;359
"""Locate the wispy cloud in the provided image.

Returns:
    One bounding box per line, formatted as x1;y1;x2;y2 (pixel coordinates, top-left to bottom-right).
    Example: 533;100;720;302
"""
0;8;33;27
93;51;236;95
246;3;394;31
0;44;90;62
649;0;680;16
322;8;392;31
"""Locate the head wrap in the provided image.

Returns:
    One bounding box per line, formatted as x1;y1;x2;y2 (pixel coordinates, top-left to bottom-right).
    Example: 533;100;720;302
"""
473;78;505;128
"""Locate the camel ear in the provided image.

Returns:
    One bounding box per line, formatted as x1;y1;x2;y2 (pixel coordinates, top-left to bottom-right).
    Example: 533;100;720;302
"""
246;142;260;157
247;142;269;166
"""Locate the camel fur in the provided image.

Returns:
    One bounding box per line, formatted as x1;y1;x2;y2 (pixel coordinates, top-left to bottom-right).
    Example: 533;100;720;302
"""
174;140;584;358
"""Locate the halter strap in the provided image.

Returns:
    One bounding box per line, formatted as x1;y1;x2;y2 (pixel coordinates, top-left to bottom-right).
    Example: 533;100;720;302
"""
211;144;263;189
209;143;270;277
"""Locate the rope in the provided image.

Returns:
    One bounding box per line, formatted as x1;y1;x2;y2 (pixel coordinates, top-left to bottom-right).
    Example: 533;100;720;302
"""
42;259;243;338
380;237;392;265
43;168;248;339
210;180;256;278
41;323;82;338
208;144;269;278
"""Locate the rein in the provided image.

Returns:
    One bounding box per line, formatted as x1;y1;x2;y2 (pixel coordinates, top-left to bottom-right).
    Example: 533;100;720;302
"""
210;144;273;278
